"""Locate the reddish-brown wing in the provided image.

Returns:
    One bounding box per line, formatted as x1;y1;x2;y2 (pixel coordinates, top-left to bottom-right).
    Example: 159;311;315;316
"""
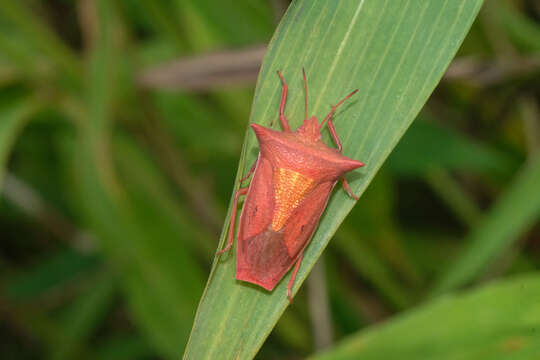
237;156;274;241
236;157;336;291
281;180;335;258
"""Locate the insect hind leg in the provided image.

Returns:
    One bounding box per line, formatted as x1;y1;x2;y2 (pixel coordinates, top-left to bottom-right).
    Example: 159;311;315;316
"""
287;252;304;302
218;187;248;255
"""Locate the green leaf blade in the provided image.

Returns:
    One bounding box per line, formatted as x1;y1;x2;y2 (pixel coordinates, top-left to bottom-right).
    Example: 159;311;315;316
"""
432;157;540;296
311;274;540;360
185;1;483;359
0;99;40;189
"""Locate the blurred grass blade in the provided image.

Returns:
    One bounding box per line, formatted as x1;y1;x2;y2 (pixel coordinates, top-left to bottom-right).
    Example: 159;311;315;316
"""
333;227;412;309
488;0;540;52
93;336;156;360
71;133;207;358
85;0;123;144
0;1;81;85
71;1;206;357
5;249;99;300
184;1;483;359
425;169;482;228
311;273;540;360
174;0;273;47
0;99;40;189
431;157;540;296
338;172;424;296
51;275;116;360
387;117;517;177
128;1;186;49
0;31;45;77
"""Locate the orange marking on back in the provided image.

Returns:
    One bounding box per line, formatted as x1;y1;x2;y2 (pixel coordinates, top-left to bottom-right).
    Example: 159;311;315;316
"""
272;168;314;230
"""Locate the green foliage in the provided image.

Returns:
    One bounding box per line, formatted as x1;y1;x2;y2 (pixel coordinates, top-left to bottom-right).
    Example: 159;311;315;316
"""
388;118;517;177
0;99;40;188
432;157;540;295
51;274;116;360
184;1;483;358
0;0;539;359
313;273;540;360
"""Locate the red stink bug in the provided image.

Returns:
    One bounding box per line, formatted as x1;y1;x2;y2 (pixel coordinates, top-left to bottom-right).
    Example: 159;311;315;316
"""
219;69;364;301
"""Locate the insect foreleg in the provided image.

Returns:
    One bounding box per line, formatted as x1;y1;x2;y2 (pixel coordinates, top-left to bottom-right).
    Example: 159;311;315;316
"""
277;70;291;132
321;89;359;127
218;187;249;255
239;159;258;183
326;119;343;152
302;68;308;122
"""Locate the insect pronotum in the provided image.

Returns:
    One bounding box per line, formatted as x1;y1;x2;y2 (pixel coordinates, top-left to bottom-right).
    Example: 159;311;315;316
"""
219;69;364;301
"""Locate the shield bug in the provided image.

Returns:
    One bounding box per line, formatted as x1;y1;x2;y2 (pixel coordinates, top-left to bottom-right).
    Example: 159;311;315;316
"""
219;69;364;301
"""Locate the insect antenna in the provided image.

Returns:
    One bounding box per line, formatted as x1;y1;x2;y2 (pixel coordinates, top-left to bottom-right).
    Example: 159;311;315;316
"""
302;68;308;122
321;89;358;127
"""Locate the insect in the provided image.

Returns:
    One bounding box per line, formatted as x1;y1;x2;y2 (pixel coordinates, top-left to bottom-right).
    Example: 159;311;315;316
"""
219;69;364;301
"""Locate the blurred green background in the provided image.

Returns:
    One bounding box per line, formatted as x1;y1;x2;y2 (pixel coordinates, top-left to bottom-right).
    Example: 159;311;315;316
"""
0;0;539;359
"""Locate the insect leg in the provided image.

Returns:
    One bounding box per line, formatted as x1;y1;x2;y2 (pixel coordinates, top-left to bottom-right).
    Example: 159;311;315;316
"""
277;70;291;132
287;252;304;302
326;119;343;152
321;89;359;127
302;68;308;122
239;159;258;183
341;177;359;200
218;187;248;255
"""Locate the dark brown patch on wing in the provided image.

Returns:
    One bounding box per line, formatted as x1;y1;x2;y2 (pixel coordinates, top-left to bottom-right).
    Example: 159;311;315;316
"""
236;229;293;291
